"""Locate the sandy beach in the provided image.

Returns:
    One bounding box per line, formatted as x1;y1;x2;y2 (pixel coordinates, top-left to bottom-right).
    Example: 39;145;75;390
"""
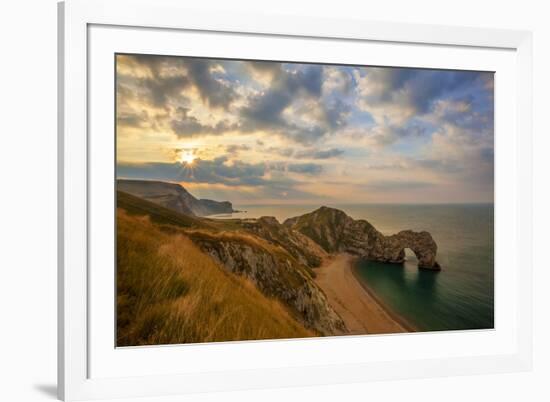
314;254;412;334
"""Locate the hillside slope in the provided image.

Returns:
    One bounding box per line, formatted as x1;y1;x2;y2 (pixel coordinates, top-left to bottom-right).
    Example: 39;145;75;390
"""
187;229;344;335
118;179;234;216
117;192;346;344
117;190;209;230
117;208;314;346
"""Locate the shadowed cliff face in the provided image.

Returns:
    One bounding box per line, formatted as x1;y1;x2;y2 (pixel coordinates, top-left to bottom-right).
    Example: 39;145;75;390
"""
284;206;441;270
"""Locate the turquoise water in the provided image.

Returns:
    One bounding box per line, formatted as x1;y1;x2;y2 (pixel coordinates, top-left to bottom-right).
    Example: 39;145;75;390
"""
217;204;494;332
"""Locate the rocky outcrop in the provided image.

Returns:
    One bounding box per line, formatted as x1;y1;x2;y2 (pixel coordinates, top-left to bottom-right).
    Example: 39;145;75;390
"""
187;230;347;335
239;216;327;269
197;199;234;215
117;179;234;217
284;206;441;270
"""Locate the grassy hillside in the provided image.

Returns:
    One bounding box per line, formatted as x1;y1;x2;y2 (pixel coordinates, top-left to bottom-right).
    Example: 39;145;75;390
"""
117;190;209;229
116;208;314;346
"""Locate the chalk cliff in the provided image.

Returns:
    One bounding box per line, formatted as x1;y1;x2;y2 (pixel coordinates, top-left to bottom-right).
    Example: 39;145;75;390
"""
117;179;234;217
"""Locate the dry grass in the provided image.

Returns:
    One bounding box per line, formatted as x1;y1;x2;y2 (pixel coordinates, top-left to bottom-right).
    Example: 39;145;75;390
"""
117;209;313;346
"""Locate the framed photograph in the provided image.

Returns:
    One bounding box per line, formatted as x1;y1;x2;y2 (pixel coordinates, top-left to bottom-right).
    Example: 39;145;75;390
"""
58;0;533;400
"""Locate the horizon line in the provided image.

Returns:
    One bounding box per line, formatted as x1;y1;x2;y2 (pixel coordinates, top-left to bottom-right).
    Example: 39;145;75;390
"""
116;178;493;206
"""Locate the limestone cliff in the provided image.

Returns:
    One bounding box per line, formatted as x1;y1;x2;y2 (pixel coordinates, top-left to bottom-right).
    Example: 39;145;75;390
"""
239;216;327;269
187;230;347;335
284;206;441;270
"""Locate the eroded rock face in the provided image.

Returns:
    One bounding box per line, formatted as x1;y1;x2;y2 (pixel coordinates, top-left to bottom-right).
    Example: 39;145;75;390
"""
373;230;440;270
284;206;441;270
187;231;347;335
240;216;327;269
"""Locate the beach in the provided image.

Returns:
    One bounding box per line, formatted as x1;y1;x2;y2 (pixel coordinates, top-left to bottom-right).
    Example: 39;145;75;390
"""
314;254;412;334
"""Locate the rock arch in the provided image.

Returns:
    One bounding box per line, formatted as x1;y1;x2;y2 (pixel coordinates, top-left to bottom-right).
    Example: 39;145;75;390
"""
283;206;441;271
378;230;441;270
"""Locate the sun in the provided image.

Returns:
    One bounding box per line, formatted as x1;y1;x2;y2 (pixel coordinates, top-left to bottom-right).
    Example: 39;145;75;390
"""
180;151;196;165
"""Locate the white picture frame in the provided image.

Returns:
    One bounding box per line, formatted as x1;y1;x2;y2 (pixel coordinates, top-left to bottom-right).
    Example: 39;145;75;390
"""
58;0;533;400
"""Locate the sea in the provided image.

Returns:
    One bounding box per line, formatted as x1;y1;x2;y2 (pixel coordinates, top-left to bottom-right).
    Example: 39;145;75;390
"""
210;204;495;332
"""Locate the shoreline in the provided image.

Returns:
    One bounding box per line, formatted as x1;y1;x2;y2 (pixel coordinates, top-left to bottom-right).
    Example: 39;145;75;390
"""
314;253;414;335
350;261;417;332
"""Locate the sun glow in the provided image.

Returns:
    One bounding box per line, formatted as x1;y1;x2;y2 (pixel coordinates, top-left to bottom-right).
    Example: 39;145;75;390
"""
180;151;196;165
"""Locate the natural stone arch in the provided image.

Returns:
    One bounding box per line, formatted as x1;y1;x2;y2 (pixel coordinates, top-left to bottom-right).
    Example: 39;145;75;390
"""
379;230;441;270
283;206;441;271
402;247;418;263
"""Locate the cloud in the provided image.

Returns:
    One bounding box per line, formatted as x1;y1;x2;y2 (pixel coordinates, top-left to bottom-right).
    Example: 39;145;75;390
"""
117;110;149;128
353;67;416;124
427;98;493;133
364;179;436;191
118;56;355;144
224;144;251;155
185;59;237;108
414;158;464;174
266;147;295;158
240;64;346;144
190;157;267;185
140;75;191;108
323;67;352;94
287;163;323;175
295;148;344;159
118;156;323;187
244;61;283;86
354;68;482;116
241;64;323;128
322;98;351;130
117;158;266;187
118;55;236;110
353;67;493;145
363;161;408;171
360;119;431;146
170;107;237;137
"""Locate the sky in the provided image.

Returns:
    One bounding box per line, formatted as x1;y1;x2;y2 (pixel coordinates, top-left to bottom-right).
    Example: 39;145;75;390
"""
116;54;494;205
